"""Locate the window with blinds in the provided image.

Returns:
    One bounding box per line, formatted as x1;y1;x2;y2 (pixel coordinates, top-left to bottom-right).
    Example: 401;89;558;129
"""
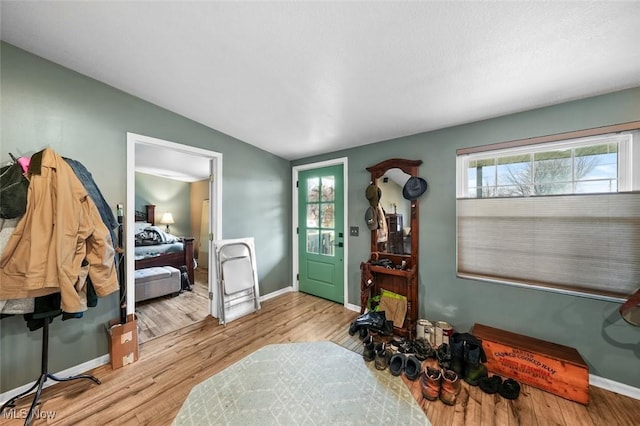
456;123;640;300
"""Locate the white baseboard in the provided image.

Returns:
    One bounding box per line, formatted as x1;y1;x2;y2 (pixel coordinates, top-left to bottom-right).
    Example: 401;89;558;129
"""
345;303;360;312
0;354;109;406
259;286;293;302
590;374;640;400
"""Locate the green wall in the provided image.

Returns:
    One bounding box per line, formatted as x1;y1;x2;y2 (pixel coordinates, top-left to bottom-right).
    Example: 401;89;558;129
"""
294;87;640;389
0;42;291;393
135;172;191;238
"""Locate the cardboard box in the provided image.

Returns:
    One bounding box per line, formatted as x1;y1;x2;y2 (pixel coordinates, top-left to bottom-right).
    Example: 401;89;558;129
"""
472;323;589;404
107;314;139;369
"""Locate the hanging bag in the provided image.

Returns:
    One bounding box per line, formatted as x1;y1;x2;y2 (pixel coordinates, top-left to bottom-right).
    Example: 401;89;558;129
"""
0;161;29;219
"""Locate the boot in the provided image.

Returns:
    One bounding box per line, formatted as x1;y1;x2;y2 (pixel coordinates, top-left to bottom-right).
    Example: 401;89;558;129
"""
463;342;487;385
464;363;488;386
358;327;369;340
370;319;394;336
440;369;462;406
436;343;452;370
348;311;386;335
420;367;442;401
362;336;375;362
413;338;435;361
449;333;465;376
374;343;392;370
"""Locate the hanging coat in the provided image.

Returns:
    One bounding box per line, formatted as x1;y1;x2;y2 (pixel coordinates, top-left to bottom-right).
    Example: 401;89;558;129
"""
0;148;118;313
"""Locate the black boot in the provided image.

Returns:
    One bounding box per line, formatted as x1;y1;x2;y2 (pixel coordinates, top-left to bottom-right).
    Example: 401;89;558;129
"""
362;336;375;362
436;343;452;370
449;333;465;375
463;342;488;386
349;311;387;335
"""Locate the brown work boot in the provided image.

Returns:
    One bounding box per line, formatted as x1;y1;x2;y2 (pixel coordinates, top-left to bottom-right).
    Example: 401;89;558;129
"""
420;366;442;401
440;369;461;406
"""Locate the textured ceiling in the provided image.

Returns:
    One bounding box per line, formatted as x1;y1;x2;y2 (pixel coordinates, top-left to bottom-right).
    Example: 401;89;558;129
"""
2;1;640;161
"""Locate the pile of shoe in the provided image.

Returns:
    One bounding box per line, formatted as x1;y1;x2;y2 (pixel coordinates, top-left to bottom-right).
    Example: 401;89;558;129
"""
361;335;435;381
355;323;520;405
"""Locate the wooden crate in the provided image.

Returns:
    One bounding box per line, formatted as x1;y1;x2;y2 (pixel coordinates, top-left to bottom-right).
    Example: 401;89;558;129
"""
472;323;589;404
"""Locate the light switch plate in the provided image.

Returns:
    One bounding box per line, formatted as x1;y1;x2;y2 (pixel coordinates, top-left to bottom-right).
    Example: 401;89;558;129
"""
350;226;359;237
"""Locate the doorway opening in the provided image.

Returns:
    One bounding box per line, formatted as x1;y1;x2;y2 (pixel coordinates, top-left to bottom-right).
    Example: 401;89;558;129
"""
126;133;222;343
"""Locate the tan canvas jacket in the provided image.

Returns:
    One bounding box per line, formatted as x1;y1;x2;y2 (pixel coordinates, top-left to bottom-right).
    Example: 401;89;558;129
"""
0;148;118;312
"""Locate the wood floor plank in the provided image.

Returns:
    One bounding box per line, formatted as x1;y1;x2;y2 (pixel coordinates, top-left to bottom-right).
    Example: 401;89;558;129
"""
585;386;618;425
2;292;637;426
492;392;512;426
592;386;640;425
136;268;210;344
507;383;538;426
462;384;484;425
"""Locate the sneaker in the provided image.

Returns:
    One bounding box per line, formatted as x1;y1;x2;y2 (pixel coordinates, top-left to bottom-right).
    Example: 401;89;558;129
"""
439;369;461;406
420;367;442;401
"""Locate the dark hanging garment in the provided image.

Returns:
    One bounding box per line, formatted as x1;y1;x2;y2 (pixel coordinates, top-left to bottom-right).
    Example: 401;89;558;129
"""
0;161;29;219
63;157;119;242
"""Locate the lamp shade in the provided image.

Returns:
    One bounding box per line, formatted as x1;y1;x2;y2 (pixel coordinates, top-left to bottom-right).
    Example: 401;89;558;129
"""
160;212;175;225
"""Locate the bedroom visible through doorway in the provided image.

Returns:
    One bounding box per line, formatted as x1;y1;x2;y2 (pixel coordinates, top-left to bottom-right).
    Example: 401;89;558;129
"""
126;133;222;344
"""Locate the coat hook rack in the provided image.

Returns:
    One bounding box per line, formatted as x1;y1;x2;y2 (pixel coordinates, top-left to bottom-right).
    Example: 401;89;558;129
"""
0;316;101;426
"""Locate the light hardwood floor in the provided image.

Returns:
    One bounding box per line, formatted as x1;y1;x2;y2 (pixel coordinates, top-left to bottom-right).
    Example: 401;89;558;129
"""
2;292;638;425
135;268;210;344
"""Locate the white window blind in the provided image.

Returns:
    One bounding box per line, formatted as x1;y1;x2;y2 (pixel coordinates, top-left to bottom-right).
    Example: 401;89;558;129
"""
457;194;640;299
456;121;640;300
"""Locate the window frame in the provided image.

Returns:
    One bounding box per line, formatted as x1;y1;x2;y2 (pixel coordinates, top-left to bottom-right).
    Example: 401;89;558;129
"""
457;132;635;198
455;121;640;302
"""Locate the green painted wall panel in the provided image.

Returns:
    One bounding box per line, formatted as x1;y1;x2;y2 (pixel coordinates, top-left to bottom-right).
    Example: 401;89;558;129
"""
293;87;640;389
0;42;291;393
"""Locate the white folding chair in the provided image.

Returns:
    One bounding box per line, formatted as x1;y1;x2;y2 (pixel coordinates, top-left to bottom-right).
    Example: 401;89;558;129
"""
214;239;261;324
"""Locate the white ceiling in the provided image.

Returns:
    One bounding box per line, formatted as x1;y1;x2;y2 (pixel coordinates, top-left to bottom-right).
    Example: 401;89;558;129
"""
2;1;640;162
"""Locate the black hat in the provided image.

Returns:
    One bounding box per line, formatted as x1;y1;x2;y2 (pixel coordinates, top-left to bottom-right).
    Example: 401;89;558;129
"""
402;176;428;200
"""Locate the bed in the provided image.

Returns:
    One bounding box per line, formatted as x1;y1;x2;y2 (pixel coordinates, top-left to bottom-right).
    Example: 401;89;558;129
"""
134;204;195;285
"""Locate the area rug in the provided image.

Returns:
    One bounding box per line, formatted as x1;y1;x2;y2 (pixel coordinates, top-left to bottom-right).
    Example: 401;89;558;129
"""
173;341;429;425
